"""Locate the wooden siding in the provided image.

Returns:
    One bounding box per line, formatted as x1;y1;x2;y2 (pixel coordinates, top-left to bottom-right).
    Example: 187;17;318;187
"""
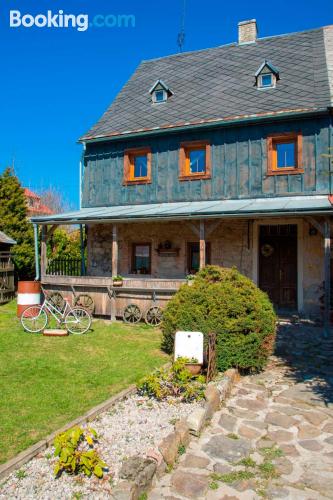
82;117;332;208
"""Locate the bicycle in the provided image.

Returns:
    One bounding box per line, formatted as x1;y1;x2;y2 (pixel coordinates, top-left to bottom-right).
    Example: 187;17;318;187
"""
20;295;92;335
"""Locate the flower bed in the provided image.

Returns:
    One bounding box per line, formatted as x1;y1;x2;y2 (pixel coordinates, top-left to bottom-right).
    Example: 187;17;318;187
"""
0;394;201;499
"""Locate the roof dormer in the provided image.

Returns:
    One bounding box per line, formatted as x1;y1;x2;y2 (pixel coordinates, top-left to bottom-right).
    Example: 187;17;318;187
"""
149;80;173;103
255;60;280;89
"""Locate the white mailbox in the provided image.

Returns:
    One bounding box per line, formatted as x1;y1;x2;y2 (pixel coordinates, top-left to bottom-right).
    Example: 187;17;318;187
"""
174;331;204;364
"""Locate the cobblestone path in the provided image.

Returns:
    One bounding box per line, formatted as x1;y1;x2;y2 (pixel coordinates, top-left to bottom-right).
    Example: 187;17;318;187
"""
149;322;333;499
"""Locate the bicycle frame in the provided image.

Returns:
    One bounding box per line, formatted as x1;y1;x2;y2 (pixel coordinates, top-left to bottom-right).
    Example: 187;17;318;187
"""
41;299;71;324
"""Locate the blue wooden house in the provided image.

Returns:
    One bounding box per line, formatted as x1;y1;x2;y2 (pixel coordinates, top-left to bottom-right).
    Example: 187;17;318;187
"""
32;20;333;324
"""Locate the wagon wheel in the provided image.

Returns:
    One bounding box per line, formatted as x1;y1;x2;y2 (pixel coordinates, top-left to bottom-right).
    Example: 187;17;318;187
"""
123;304;142;324
48;292;65;311
145;306;163;326
74;294;95;314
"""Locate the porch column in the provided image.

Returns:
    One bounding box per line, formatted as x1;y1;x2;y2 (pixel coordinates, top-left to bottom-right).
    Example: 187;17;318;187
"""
112;224;118;278
324;218;331;335
80;225;86;276
41;225;48;277
199;220;206;270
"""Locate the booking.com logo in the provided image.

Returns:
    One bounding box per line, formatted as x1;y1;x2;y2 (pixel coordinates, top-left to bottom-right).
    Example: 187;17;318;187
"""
9;10;136;32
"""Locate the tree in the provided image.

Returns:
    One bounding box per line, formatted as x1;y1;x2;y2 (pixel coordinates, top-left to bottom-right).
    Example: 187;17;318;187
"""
0;168;35;279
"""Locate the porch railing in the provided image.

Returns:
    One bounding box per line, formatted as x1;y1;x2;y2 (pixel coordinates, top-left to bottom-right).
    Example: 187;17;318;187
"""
46;258;86;277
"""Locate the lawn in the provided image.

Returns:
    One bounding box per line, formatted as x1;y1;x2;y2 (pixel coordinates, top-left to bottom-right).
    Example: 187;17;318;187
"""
0;300;168;464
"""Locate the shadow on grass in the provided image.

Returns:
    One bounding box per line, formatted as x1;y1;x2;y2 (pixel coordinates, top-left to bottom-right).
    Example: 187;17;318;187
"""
273;321;333;406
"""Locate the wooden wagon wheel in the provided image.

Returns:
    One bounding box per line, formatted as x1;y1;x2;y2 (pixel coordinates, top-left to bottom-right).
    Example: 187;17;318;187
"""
74;294;95;314
123;304;142;324
48;292;65;311
145;306;163;326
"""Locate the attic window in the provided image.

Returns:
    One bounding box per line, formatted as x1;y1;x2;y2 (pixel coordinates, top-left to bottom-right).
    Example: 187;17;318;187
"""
255;60;279;89
149;79;173;104
259;74;273;88
154;89;167;103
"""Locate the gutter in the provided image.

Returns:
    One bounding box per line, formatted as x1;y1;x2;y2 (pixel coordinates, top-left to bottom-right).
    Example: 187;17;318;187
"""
79;108;330;145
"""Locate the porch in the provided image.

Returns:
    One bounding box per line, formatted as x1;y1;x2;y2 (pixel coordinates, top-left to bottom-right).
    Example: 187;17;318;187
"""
31;196;333;325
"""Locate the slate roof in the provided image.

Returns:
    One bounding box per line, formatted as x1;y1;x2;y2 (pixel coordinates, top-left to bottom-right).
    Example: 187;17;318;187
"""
81;25;333;142
0;231;16;246
30;195;333;224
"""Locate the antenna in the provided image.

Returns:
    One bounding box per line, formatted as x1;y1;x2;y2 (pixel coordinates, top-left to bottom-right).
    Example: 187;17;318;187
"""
177;0;186;52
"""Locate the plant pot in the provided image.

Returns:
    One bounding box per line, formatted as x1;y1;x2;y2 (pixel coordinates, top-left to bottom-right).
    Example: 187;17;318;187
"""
185;363;202;375
113;281;123;287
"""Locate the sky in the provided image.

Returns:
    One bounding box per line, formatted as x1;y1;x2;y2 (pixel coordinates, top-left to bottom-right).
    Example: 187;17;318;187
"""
0;0;332;209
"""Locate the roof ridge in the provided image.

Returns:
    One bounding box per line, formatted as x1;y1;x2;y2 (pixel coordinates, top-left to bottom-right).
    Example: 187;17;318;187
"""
140;25;327;64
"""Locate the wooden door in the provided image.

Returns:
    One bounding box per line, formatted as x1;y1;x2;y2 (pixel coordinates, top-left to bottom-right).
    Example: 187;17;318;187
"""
259;225;297;310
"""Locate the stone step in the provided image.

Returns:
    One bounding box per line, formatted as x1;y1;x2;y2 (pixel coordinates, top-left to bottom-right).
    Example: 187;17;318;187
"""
43;329;68;337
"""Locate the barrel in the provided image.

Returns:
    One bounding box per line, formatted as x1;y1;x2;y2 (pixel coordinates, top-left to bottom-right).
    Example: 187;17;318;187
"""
17;281;41;317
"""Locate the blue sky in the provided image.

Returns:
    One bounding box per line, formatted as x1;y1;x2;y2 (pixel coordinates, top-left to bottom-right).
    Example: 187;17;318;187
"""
0;0;332;209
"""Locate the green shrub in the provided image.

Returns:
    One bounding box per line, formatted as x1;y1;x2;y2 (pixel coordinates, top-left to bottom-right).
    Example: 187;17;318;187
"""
137;357;206;402
53;426;107;478
162;266;277;372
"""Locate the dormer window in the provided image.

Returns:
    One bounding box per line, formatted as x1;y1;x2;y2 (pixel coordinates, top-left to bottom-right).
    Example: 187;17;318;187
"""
149;79;173;104
154;89;167;103
259;74;273;88
255;60;279;89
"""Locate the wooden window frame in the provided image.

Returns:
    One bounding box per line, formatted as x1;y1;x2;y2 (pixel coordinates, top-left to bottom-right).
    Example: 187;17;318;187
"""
131;242;152;274
267;132;303;175
123;147;152;185
187;241;211;273
179;140;211;181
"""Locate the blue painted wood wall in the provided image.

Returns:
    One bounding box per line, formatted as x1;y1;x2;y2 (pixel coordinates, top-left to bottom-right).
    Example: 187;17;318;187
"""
82;116;332;208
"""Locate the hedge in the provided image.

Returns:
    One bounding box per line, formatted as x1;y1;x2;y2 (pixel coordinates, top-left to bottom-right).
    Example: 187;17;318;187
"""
161;266;277;372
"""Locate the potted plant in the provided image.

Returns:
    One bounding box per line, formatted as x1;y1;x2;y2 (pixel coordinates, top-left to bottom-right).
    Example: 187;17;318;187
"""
186;274;195;286
184;357;202;375
113;275;123;287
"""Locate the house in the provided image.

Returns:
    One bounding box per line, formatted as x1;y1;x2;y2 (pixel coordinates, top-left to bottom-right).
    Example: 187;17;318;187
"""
0;231;16;304
31;20;333;325
24;188;53;217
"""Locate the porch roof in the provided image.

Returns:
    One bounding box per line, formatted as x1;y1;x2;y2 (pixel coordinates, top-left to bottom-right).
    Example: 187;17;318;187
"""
30;195;333;225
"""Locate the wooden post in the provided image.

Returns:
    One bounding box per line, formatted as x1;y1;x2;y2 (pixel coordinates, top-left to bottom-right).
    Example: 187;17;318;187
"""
324;218;331;336
41;226;48;277
199;220;206;270
112;225;118;278
80;225;86;276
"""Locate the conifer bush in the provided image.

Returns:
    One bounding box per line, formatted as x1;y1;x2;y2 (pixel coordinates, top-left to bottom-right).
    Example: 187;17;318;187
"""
162;266;277;372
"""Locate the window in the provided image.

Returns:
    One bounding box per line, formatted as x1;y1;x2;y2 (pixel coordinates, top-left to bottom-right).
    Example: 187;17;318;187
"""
187;242;211;273
124;148;151;185
179;141;211;181
267;132;303;175
260;74;273;88
132;243;151;274
154;89;167;103
149;80;173;103
255;60;279;89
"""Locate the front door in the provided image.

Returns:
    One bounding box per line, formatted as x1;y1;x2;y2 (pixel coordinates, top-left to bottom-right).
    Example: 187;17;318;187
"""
259;224;297;310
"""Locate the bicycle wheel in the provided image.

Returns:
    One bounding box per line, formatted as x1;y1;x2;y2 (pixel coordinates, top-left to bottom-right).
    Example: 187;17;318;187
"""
21;306;48;333
65;307;91;335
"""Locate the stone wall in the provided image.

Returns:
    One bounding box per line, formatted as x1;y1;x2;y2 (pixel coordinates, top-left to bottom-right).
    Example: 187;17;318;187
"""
86;217;325;318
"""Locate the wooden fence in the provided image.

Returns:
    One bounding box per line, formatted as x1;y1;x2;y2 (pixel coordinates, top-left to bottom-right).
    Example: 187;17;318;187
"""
46;258;86;277
0;252;15;304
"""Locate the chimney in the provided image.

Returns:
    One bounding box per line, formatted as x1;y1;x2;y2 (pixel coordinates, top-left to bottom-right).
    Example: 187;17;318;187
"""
238;19;258;44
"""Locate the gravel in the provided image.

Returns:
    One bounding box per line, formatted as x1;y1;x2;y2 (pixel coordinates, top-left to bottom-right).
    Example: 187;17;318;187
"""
0;394;202;499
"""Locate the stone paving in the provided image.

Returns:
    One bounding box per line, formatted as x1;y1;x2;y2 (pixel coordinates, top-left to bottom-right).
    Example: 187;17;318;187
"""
149;322;333;499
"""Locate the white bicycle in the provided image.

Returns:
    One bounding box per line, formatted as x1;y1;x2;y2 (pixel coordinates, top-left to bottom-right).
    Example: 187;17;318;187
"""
20;295;92;334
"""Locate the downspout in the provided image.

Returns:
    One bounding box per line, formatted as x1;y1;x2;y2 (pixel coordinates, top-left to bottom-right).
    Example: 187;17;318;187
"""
79;142;86;210
33;223;40;281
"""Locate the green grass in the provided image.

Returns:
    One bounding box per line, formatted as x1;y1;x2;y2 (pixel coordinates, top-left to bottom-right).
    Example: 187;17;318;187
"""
0;301;168;464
